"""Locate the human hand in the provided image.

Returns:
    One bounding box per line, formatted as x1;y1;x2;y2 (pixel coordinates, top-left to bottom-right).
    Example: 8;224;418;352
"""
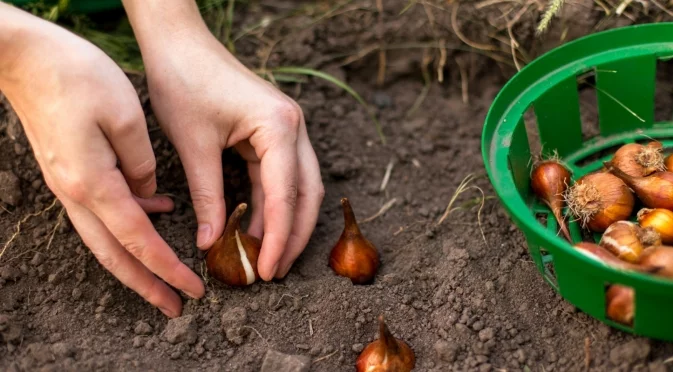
0;4;204;317
124;1;324;280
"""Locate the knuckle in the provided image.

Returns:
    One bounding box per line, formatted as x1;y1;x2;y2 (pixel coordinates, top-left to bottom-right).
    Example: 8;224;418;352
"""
110;111;144;138
317;183;326;201
125;158;157;182
190;187;223;209
60;173;89;204
122;240;148;261
273;100;301;133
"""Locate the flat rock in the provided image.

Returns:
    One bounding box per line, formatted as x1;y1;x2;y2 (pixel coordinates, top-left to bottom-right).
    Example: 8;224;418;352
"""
164;315;197;345
260;350;311;372
0;171;21;206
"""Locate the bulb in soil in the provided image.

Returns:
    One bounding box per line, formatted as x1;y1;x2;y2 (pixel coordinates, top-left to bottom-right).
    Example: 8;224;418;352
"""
606;285;634;326
637;208;673;244
329;197;380;284
565;172;634;232
599;221;660;263
205;203;261;286
530;159;572;242
356;315;415;372
606;162;673;210
608;141;664;177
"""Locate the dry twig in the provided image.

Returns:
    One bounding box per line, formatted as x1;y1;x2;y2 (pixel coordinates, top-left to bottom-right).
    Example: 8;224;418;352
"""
362;198;398;223
451;2;498;51
380;159;395;192
0;198;59;262
46;208;66;250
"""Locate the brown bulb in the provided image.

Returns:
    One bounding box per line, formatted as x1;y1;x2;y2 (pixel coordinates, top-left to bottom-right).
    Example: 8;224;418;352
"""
530;160;572;242
637;208;673;244
606;162;673;210
573;242;660;273
608;141;664;177
356;315;415;372
606;285;634;326
599;221;660;263
665;153;673;171
205;203;261;286
329;198;380;284
638;246;673;278
565;172;634;232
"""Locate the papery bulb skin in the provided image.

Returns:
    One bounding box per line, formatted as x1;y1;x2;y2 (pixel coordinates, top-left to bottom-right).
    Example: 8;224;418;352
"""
565;172;634;232
637;208;673;244
205;203;261;286
609;142;664;177
530;160;572;242
665;153;673;171
598;221;659;263
606;285;634;326
639;246;673;278
356;315;415;372
573;242;660;273
606;162;673;210
329;198;380;284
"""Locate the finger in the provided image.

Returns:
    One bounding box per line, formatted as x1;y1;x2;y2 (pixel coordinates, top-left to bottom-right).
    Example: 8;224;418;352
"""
254;126;299;281
247;162;265;239
275;125;324;278
176;140;227;250
99;102;157;199
87;171;205;299
62;197;183;318
134;195;175;214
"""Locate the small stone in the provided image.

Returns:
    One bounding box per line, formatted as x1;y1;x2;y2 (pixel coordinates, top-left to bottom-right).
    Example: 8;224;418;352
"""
71;288;82;300
0;171;22;206
132;336;143;348
372;91;393;109
609;339;651;366
221;307;247;328
260;349;311;372
98;292;113;307
13;143;26;156
164;315;198;345
249;302;260;312
134;321;153;335
479;328;495;342
0;266;21;281
434;340;458;363
30;253;45;267
352;343;364;353
472;321;484;332
51;342;75;357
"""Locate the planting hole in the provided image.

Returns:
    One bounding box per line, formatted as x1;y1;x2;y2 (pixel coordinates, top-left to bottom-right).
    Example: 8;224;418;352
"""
577;71;600;140
604;283;635;329
655;58;673;123
524;105;542;157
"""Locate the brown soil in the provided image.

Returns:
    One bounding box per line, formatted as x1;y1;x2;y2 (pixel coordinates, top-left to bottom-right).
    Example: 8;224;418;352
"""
2;2;673;372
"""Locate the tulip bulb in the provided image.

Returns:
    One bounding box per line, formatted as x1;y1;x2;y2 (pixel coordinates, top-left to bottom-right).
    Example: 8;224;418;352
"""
665;153;673;171
608;141;664;177
606;162;673;210
356;315;415;372
638;246;673;278
606;285;634;326
637;208;673;244
573;242;660;273
205;203;261;286
329;198;380;284
530;160;572;242
599;221;660;263
565;172;634;232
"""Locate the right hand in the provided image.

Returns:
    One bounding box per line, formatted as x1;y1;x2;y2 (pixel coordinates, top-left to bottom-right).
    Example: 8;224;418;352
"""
0;5;204;317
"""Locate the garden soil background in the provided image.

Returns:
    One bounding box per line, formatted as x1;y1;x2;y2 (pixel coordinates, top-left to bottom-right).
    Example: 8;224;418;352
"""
2;1;673;371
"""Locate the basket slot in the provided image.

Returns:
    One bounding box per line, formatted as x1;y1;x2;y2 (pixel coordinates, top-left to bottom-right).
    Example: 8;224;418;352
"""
533;77;583;157
507;118;532;200
595;55;657;136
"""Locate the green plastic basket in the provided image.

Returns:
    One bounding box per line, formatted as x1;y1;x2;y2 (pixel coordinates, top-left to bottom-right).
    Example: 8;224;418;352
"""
7;0;122;13
482;23;673;340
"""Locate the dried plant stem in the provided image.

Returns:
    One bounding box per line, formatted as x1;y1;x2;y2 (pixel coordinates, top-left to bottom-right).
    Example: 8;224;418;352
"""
451;2;498;51
380;159;395;192
46;208;66;250
313;350;339;363
241;326;268;346
0;198;59;262
456;57;469;104
437;174;487;244
363;198;398;223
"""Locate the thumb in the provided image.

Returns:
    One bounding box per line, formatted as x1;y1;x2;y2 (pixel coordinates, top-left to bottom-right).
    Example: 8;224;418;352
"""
178;142;226;250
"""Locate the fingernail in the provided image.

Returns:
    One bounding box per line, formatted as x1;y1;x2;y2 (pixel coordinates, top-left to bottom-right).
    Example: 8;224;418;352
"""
196;224;212;248
159;306;177;318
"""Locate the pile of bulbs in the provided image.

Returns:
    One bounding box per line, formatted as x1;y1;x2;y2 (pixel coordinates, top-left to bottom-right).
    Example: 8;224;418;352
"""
204;199;415;371
531;140;673;326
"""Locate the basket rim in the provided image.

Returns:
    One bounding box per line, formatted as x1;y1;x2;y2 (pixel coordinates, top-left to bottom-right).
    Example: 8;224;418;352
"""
481;22;673;292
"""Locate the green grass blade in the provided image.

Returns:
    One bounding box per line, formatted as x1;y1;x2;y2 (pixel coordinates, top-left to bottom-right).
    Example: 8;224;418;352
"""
270;66;386;144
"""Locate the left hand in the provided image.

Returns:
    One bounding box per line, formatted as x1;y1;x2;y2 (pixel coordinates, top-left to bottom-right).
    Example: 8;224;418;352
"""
128;9;324;281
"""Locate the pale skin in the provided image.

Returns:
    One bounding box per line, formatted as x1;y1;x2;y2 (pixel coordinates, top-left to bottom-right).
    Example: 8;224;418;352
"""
0;1;324;318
